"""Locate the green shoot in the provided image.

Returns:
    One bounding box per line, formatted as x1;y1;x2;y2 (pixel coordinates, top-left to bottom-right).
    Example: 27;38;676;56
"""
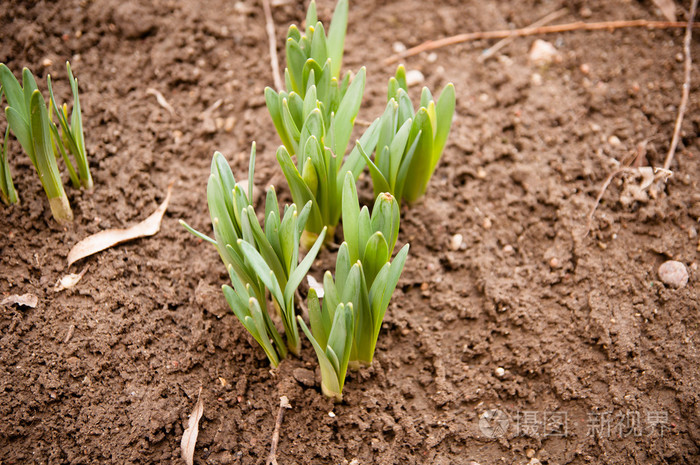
0;64;73;223
274;109;380;248
328;172;409;368
359;65;456;204
298;288;354;402
0;125;18;205
265;0;380;247
48;62;92;190
180;145;326;364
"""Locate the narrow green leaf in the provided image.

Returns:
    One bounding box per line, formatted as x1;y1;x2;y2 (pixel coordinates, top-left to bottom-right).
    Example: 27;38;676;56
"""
30;91;65;201
370;193;400;254
5;106;34;164
307;288;327;347
357;149;388;202
432;83;455;171
388;118;412;189
310;22;328;65
284;226;326;306
337;114;382;190
286;38;306;94
362;232;389;287
327;0;348;78
179;219;217;245
265;87;295;153
341;171;360;262
332;67;365;157
304;1;317;37
0;64;25;118
297;316;341;399
276;146;324;234
238;240;285;308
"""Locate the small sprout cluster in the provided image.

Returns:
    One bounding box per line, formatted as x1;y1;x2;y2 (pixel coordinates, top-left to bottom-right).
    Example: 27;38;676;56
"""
186;0;455;402
266;0;382;247
0;62;92;222
181;145;326;367
360;65;456;204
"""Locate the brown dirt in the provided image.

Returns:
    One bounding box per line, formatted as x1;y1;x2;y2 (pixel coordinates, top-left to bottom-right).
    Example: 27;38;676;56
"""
1;0;699;464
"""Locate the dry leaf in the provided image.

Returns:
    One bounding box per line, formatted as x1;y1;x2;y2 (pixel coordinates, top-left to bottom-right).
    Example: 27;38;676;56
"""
307;275;324;298
67;184;172;266
181;387;204;465
54;266;89;292
652;0;676;22
1;293;38;308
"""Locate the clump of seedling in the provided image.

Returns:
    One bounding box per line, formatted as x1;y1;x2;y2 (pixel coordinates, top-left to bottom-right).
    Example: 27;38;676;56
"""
0;126;17;205
297;178;408;401
186;0;453;402
0;62;92;222
297;288;354;402
181;145;326;366
265;0;381;247
359;65;455;204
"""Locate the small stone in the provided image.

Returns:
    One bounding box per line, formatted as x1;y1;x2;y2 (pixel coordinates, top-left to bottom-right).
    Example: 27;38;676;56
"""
675;52;684;63
420;282;429;291
479;93;489;102
580;6;592;17
405;69;425;87
476;167;487;179
482;217;492;230
549;257;561;269
392;41;406;53
608;135;622;146
224;116;236;132
528;39;560;66
495;367;505;378
292;368;315;387
503;245;514;255
580;63;590;74
427;52;438;63
658;260;689;289
528;459;541;465
41;58;53;67
590;123;601;132
450;233;463;251
531;73;543;86
526;448;536;458
328;411;336;418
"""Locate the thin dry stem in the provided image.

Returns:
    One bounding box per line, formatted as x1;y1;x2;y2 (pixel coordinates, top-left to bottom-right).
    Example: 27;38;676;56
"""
584;147;645;237
266;396;291;465
478;8;568;62
385;19;698;65
262;0;284;90
663;0;698;170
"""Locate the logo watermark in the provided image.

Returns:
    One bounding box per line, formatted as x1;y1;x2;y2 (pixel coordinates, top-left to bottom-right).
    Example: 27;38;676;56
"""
477;409;670;439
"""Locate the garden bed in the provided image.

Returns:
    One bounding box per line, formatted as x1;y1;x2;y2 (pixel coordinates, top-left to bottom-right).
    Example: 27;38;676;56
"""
1;0;698;463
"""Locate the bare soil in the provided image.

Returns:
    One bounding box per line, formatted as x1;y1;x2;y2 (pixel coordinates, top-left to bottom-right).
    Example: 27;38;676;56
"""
1;0;699;464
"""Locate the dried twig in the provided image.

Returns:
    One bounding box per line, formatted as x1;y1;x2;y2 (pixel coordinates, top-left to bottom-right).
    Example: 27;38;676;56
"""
663;0;698;171
145;88;175;116
262;0;284;90
266;396;291;465
585;142;649;236
384;19;698;64
478;8;568;62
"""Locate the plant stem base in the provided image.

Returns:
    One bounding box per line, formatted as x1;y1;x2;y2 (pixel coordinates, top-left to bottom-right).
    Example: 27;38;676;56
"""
49;196;73;224
321;382;343;403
